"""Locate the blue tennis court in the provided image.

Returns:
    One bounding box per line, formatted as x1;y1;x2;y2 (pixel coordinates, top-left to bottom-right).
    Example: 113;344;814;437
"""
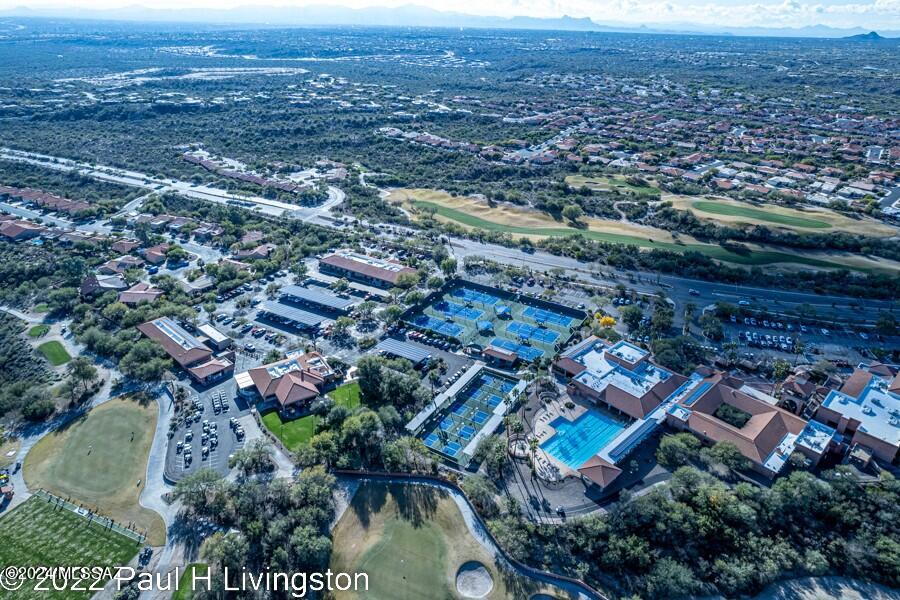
418;365;523;465
452;287;499;306
435;300;483;321
490;337;545;361
524;306;574;327
508;321;560;344
471;410;489;425
411;315;464;337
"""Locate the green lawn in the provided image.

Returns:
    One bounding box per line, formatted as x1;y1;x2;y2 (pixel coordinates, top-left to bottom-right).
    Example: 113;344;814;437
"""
173;564;209;600
692;200;831;229
0;496;140;600
24;397;166;545
330;482;570;600
27;324;50;338
413;200;844;269
261;410;318;451
261;381;363;451
33;303;50;314
37;340;71;366
330;381;361;409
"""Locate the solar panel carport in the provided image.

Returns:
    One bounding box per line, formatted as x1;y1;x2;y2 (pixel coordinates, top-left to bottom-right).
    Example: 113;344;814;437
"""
374;338;432;366
259;301;327;329
280;285;358;313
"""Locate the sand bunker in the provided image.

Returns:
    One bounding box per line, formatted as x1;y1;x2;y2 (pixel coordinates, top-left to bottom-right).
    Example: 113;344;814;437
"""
456;561;494;598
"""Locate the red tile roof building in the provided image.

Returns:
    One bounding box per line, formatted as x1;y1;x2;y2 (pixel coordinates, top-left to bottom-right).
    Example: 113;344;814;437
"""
319;251;416;288
240;352;335;411
137;317;233;384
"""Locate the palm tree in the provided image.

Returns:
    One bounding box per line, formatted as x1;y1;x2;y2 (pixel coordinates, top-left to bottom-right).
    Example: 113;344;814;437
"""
528;437;539;474
428;368;441;397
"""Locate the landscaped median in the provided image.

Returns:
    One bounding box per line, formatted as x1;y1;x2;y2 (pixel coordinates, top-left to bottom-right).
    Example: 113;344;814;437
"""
260;381;362;452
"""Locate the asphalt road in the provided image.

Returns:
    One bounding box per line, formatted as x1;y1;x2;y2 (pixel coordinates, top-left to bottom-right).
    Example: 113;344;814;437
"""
3;146;895;327
0;147;343;223
447;238;897;325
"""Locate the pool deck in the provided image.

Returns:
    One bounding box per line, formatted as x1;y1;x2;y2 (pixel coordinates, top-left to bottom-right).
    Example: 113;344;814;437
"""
531;398;590;482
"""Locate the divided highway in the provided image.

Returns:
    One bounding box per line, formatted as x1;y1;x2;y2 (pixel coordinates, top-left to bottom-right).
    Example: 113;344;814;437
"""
1;146;894;327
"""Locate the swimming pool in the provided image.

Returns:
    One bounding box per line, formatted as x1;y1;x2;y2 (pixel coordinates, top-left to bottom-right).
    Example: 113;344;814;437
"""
540;410;626;469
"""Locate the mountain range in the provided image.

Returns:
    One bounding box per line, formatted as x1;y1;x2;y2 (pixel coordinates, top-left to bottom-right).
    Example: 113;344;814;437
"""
1;4;898;38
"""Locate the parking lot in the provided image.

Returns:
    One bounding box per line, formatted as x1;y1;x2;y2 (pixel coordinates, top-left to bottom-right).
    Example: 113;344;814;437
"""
202;271;385;366
720;313;896;364
165;380;252;481
378;332;473;385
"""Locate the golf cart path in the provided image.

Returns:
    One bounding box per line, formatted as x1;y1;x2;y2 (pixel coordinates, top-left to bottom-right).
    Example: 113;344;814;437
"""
139;390;179;527
335;475;601;600
1;305;41;324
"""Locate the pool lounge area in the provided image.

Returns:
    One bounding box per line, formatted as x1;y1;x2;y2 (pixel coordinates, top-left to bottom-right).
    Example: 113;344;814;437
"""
531;395;630;480
540;411;627;470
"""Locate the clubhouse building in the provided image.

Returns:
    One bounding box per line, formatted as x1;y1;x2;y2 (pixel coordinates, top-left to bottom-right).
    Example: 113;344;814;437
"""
546;337;838;490
235;352;337;414
137;317;234;385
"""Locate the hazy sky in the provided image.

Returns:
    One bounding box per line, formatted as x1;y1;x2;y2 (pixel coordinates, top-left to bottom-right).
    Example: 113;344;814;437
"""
2;0;898;29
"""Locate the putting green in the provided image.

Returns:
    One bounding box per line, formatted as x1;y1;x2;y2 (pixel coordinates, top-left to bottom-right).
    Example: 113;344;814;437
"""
24;397;166;545
330;482;574;600
691;200;831;229
37;340;71;365
28;324;50;338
